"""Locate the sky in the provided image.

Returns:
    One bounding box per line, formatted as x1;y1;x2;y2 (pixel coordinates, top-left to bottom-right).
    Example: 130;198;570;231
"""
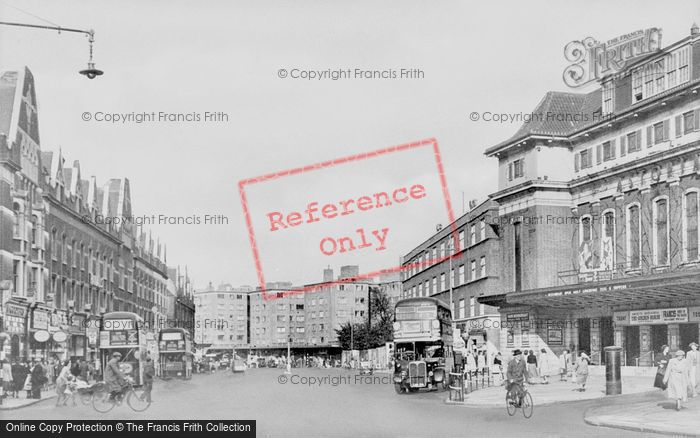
1;0;698;290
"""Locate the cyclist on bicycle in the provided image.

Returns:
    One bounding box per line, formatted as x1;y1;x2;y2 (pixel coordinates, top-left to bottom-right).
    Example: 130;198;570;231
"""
105;352;127;402
506;349;528;407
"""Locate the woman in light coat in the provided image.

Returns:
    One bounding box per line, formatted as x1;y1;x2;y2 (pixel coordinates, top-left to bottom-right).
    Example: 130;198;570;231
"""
664;350;690;410
574;352;590;391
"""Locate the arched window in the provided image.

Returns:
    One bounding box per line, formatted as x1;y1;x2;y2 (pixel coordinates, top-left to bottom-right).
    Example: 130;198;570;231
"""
653;197;669;265
601;210;616;270
626;204;641;269
683;190;699;262
580;215;593;244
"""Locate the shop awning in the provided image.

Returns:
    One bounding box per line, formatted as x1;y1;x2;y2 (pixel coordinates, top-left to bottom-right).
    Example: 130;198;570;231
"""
506;268;700;309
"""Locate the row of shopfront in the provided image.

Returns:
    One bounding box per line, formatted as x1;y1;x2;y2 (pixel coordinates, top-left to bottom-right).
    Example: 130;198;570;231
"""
1;298;100;363
491;270;700;366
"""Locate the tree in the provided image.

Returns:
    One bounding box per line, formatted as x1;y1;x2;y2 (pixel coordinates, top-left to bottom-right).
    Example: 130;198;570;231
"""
335;287;395;350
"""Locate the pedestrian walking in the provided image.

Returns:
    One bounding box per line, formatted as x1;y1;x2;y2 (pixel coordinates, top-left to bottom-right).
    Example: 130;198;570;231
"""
1;359;13;401
538;349;554;384
141;357;155;403
526;350;538;384
558;350;570;382
653;345;671;390
30;361;47;399
663;350;690;411
687;342;699;398
574;352;590;392
55;360;72;407
11;360;26;398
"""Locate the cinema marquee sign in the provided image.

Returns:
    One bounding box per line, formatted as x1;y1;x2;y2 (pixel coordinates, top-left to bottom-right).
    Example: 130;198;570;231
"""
626;308;688;325
563;28;662;88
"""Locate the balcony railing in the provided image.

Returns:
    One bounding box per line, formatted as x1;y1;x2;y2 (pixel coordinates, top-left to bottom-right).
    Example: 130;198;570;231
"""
556;260;684;286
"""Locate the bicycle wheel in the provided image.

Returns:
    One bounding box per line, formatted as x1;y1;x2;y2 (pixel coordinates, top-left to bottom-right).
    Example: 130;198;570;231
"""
92;388;116;413
126;388;151;412
505;392;516;416
521;392;533;418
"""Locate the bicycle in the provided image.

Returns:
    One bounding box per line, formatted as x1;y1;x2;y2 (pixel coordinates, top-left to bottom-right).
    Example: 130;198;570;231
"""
91;381;151;413
505;381;533;418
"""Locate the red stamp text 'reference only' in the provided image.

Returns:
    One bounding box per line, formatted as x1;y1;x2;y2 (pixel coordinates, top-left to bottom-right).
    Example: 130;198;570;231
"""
238;138;459;301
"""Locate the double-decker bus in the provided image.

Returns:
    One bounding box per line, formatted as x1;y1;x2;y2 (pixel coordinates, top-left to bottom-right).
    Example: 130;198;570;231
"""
158;328;193;379
392;297;452;394
99;311;147;385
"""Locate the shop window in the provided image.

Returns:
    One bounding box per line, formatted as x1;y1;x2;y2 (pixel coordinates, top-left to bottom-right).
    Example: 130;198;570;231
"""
653;197;669;265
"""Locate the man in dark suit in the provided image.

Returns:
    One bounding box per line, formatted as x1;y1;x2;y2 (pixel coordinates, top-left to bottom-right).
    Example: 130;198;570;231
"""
506;349;528;406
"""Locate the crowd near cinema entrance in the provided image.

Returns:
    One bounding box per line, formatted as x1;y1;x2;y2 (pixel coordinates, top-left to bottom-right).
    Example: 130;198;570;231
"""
501;273;700;367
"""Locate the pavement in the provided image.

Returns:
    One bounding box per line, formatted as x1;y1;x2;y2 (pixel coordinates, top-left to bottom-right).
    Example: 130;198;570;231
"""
0;391;56;410
449;374;656;408
585;390;700;437
2;368;644;437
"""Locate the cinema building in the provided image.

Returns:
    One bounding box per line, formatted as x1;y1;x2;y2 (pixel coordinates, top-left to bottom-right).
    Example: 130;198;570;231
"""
481;25;700;366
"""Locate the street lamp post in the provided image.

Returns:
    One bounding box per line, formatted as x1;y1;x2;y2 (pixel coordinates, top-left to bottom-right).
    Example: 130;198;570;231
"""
0;21;104;78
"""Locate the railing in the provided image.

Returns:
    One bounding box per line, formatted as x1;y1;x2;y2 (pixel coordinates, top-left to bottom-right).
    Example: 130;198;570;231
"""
556;260;673;286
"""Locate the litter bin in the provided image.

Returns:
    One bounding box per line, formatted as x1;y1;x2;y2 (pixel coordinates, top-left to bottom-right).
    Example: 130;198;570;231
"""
604;346;622;395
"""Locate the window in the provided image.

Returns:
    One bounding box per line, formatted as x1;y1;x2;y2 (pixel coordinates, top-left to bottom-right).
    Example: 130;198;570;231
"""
470;225;475;245
431;277;437;294
627;131;641;153
458;265;465;285
684;191;699;261
423;280;429;296
650;120;669;145
627;205;641;269
479;220;486;241
458;230;465;250
683;111;695;134
653;198;669;265
480;256;486;277
470;260;476;281
666;52;677;88
580;216;592;243
579;149;592;169
440;273;446;291
601;211;616;269
469;297;475;317
602;81;614;114
513;159;524;178
458;299;465;319
602;141;615;161
514;222;522;292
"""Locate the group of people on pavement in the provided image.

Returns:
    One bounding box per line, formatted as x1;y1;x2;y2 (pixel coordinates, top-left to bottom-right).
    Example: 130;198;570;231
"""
654;342;700;410
0;359;49;402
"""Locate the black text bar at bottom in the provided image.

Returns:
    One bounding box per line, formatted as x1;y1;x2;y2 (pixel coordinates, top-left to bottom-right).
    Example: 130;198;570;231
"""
2;420;256;437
